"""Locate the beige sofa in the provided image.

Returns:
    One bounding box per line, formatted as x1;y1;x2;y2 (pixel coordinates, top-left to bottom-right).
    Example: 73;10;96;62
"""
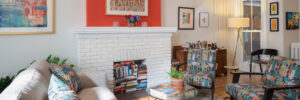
0;60;116;100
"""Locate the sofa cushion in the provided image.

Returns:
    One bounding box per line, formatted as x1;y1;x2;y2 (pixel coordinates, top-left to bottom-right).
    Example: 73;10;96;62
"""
78;87;117;100
48;74;80;100
0;68;49;100
27;60;52;83
187;49;217;72
183;70;213;88
49;64;81;92
264;57;300;86
225;83;299;100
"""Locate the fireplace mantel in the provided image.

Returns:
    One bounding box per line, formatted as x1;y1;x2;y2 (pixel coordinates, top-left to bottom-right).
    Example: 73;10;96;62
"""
73;27;177;38
74;27;176;89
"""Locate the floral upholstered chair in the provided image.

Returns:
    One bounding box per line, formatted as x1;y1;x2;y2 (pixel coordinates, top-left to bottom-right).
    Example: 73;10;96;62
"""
183;48;217;100
226;56;300;100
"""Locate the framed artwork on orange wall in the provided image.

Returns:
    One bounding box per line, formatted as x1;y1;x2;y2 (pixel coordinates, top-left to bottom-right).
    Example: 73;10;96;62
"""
106;0;148;16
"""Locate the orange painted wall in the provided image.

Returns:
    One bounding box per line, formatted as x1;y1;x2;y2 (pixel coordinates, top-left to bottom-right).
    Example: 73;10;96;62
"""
87;0;161;27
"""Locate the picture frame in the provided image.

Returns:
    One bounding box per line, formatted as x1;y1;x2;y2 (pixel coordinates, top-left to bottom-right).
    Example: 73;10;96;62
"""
270;18;279;32
270;2;279;15
178;7;195;30
286;12;299;30
0;0;55;35
199;12;209;27
106;0;149;16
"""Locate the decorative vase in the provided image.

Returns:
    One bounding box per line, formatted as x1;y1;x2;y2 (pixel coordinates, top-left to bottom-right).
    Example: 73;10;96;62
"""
171;78;185;90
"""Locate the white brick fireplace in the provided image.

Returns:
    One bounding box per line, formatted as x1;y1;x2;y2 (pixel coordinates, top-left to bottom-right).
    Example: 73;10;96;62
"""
73;27;177;89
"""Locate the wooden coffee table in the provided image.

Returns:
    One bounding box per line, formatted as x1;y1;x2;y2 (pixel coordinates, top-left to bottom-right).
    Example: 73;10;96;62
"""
146;83;198;100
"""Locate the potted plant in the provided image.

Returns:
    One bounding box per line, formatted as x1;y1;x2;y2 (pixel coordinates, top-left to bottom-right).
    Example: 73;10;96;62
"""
124;15;141;27
168;69;185;90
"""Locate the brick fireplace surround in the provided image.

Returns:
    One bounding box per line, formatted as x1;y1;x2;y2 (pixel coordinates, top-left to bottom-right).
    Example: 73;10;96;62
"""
73;27;177;89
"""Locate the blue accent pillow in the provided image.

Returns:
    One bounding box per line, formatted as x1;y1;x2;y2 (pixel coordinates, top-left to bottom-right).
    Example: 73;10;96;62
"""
48;74;80;100
49;64;81;92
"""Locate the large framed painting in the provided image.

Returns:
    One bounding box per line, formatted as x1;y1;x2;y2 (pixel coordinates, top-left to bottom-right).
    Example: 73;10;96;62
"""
178;7;195;30
270;18;279;32
106;0;148;16
270;2;278;15
0;0;55;35
286;12;299;30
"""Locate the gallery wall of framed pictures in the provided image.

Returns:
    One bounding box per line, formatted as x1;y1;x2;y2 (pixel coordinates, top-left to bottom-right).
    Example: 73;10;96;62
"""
269;2;279;32
0;0;55;35
269;2;300;32
178;7;210;30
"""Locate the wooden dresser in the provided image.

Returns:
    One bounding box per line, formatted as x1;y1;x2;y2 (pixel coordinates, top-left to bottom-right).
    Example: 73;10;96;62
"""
215;49;227;75
173;46;227;75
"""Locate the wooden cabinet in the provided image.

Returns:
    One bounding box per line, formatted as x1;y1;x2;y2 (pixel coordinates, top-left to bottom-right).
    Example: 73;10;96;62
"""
216;49;227;75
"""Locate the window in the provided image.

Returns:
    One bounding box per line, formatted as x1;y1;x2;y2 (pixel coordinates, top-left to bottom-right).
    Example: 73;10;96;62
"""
243;0;261;60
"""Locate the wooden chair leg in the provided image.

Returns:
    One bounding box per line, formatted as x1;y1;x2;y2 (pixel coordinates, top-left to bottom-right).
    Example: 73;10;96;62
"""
230;96;234;100
249;62;252;77
211;89;214;100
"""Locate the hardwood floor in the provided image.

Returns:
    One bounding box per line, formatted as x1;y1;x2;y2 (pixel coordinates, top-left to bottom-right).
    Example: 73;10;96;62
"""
116;70;264;100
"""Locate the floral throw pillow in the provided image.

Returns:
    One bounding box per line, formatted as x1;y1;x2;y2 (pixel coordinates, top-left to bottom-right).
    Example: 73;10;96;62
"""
48;74;80;100
49;64;81;92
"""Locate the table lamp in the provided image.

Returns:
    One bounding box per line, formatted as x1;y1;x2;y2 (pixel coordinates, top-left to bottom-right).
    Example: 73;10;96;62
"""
225;17;250;70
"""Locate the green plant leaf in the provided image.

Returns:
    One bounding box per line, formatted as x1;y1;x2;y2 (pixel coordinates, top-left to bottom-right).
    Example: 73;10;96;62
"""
30;60;36;65
59;59;68;66
46;55;52;63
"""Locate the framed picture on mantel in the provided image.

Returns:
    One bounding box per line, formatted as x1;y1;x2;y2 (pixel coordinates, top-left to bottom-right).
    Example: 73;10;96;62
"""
106;0;149;16
178;7;195;30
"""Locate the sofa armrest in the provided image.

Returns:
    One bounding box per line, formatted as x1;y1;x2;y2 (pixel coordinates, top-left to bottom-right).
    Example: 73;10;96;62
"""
263;85;300;100
78;70;107;89
231;72;264;83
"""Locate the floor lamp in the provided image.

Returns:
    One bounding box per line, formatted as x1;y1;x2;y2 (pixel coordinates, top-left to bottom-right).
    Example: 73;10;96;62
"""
226;18;250;70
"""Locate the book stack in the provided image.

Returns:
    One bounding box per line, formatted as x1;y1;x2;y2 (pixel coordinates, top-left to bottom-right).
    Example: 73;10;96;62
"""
137;64;147;80
113;61;147;94
150;85;180;99
126;80;138;92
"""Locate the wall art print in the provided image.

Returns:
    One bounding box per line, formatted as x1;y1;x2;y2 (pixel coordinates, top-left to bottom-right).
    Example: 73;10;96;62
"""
178;7;194;30
199;12;209;27
270;2;278;15
286;12;299;30
270;18;279;32
0;0;54;34
106;0;148;16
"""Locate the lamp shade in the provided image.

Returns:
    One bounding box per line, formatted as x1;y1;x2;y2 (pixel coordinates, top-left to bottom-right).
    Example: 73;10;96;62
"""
228;18;250;28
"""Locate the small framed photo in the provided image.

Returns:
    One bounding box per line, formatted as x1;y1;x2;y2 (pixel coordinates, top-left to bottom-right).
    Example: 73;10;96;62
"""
270;2;278;15
199;12;209;27
270;18;279;32
178;7;195;30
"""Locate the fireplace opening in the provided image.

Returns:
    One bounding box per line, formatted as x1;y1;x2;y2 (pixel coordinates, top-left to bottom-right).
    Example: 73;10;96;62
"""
113;60;147;94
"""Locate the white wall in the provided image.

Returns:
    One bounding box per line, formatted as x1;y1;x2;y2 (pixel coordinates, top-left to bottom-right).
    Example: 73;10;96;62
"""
266;0;299;57
0;0;86;77
282;0;299;57
161;0;227;47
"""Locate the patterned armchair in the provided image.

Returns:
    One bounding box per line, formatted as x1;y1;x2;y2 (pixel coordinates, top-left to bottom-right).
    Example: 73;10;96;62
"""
182;48;217;100
226;56;300;100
